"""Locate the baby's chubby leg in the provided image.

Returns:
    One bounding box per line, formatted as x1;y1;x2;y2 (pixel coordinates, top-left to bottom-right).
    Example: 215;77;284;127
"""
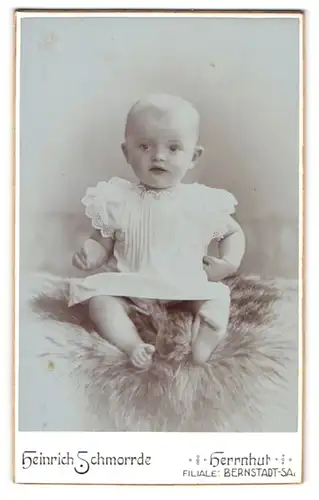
89;295;155;369
189;291;231;365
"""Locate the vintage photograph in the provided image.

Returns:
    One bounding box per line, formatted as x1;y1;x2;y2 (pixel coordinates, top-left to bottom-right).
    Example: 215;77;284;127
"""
17;11;302;436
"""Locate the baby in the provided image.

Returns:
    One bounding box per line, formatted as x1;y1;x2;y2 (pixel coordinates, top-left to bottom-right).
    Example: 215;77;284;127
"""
69;94;245;369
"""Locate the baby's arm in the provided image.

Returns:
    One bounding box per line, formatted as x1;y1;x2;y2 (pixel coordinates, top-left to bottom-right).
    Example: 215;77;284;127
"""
204;217;246;281
72;230;114;271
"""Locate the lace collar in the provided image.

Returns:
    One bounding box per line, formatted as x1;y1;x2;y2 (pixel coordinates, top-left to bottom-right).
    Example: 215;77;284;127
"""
133;183;182;200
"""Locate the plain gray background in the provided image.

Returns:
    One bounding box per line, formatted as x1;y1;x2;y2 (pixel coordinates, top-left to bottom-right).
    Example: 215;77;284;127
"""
18;15;300;432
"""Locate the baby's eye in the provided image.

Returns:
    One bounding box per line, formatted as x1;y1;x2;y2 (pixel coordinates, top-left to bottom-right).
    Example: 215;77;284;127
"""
139;143;150;151
169;144;181;153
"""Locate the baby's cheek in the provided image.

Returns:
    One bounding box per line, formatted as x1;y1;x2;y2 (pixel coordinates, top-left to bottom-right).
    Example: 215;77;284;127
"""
176;154;191;169
131;155;148;173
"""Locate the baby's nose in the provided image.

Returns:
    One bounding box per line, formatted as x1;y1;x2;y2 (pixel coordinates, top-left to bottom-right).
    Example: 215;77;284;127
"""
152;147;166;162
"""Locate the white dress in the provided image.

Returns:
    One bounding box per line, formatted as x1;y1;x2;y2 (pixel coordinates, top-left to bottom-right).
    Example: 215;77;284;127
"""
69;177;237;306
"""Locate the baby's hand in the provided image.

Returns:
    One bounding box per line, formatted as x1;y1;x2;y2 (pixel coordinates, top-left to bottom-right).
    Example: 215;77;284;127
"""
72;239;107;271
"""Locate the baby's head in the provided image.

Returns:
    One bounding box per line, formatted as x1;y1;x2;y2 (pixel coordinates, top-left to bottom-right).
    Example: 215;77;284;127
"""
122;94;203;189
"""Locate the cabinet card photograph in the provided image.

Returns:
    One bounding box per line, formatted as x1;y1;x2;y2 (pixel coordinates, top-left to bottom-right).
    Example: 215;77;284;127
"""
14;9;304;485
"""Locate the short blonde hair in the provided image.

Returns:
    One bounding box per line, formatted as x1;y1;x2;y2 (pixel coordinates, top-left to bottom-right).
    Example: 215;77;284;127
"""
125;94;200;138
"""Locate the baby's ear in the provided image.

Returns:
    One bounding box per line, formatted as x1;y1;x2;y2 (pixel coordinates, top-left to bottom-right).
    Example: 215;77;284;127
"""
192;145;204;164
121;142;129;162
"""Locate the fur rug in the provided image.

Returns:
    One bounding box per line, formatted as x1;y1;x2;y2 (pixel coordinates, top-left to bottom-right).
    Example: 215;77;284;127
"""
28;274;298;432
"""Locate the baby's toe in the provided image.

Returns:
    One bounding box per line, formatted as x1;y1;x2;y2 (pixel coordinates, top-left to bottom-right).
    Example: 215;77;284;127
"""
130;344;155;369
145;344;156;355
140;349;152;362
130;353;151;370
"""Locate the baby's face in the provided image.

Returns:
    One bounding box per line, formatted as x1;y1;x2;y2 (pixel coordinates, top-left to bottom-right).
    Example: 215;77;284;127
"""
122;109;202;189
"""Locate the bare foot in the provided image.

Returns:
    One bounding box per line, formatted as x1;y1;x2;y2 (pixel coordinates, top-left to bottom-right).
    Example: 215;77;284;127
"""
130;343;156;369
192;321;227;365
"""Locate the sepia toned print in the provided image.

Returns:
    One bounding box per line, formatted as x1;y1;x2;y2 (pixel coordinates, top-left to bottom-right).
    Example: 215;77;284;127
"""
15;10;303;485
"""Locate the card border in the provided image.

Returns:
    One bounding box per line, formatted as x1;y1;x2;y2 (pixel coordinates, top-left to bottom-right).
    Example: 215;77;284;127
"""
12;8;306;486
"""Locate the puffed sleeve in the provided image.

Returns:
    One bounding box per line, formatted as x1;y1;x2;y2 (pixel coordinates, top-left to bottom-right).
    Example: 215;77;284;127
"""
212;188;238;215
199;184;238;241
81;177;126;238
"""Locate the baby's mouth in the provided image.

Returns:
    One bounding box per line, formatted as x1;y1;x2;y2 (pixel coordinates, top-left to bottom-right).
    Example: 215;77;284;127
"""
149;165;168;174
